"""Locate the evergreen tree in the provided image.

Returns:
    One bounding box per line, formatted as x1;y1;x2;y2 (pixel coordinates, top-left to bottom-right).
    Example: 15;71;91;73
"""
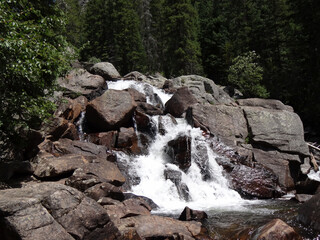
197;0;230;84
56;0;84;48
81;0;146;74
137;0;159;72
81;0;111;61
162;0;202;77
111;0;147;74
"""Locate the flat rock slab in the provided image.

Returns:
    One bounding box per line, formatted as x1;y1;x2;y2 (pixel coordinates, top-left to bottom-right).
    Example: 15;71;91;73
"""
57;68;107;99
33;152;125;186
49;138;115;161
116;215;202;240
242;106;309;156
0;183;120;240
191;103;248;146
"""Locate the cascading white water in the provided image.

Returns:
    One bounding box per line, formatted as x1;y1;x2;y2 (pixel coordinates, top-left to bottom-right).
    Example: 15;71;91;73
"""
75;111;86;141
108;79;245;213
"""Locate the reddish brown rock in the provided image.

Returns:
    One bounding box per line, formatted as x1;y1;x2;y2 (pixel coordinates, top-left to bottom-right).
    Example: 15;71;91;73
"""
250;219;302;240
104;198;151;221
86;89;137;132
179;207;208;221
55;96;88;122
49;138;114;161
87;131;118;149
33;152;125;186
165;87;198;117
42;117;69;141
117;127;140;154
230;164;282;199
61;123;80;140
125;88;146;102
136;102;163;116
84;182;124;201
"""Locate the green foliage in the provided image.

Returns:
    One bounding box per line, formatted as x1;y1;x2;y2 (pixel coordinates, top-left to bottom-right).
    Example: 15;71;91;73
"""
0;0;72;149
162;0;203;77
81;0;146;75
228;51;269;98
56;0;84;48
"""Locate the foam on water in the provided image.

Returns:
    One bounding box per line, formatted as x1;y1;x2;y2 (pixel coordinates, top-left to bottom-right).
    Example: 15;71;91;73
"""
109;80;247;213
108;80;172;104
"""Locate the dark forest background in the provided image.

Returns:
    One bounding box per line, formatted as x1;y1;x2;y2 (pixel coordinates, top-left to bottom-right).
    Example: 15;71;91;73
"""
1;0;319;154
63;0;320;135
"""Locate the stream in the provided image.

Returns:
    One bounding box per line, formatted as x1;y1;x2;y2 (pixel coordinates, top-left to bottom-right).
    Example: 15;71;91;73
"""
104;80;320;239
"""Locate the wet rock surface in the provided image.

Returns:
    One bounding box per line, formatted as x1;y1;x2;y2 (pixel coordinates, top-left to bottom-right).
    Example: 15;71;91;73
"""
297;192;320;232
230;164;282;199
165;135;192;171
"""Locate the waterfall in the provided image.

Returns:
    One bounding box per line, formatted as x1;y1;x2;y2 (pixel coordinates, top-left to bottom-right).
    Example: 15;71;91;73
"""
108;80;244;213
75;111;86;141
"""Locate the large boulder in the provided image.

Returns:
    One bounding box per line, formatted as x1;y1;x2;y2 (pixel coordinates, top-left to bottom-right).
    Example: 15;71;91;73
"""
230;164;282;198
46;138;116;161
104;198;151;221
241;105;309;156
297;192;320;232
89;62;121;80
179;206;208;221
165;75;234;105
136;102;163;116
86;131;118;149
0;183;121;240
54;96;88;122
252;149;299;190
165;135;192;171
115;215;203;240
190;103;248;146
57;68;107;100
164;168;190;201
86;89;137;132
165;87;198;117
249;219;302;240
32;152;125;186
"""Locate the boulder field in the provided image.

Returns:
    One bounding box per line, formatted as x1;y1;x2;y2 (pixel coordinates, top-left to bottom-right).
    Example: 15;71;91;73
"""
0;62;319;239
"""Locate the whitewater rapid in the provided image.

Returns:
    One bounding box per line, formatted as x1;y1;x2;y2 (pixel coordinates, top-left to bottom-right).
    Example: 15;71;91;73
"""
108;79;245;213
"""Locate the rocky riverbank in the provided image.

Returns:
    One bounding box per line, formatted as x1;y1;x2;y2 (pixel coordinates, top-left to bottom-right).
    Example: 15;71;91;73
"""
0;62;319;239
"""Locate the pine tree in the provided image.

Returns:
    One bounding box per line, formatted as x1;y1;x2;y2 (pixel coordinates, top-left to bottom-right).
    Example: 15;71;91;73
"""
162;0;202;77
81;0;146;74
